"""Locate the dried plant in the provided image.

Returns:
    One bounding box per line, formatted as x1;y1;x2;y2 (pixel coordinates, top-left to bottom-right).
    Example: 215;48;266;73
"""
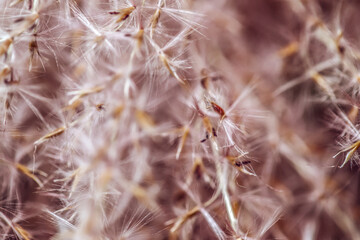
1;0;360;239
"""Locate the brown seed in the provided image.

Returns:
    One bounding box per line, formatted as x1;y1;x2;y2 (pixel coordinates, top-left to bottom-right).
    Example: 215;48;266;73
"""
200;131;208;143
135;28;144;49
0;38;13;56
4;69;19;85
212;127;217;137
14;17;25;23
96;104;105;111
338;45;345;55
193;164;202;179
0;66;11;81
235;160;251;167
29;37;40;59
202;117;213;136
34;126;66;146
278;41;299;58
110;6;136;23
210;101;225;118
150;8;162;38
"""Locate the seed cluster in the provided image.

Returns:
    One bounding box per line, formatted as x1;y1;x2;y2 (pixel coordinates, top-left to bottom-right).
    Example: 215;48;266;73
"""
1;0;360;239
